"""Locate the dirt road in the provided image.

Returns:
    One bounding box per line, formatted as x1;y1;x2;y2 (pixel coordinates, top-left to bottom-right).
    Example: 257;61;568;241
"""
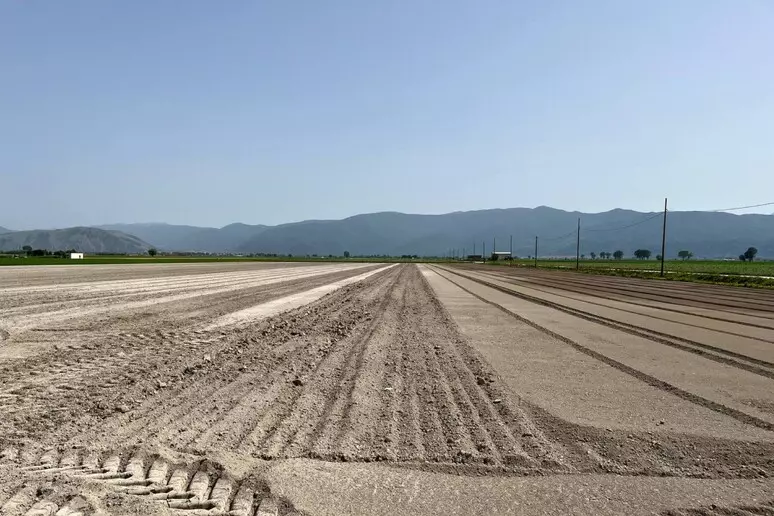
2;262;774;515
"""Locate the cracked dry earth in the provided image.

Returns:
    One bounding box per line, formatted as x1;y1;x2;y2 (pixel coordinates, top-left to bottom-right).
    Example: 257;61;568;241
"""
2;262;774;515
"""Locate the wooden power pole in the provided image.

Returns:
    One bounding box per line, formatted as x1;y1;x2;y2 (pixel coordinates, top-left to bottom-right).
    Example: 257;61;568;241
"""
660;198;668;277
576;218;581;270
534;236;538;268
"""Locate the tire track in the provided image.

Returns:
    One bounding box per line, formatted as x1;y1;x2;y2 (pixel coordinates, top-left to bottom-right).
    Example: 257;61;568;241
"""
387;284;425;462
100;265;402;457
280;266;406;461
416;270;573;470
232;268;401;458
431;266;774;433
327;267;408;461
112;267;400;450
409;326;451;462
0;447;291;516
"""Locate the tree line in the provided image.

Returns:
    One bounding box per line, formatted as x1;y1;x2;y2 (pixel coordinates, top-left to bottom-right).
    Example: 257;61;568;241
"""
8;246;81;258
582;247;758;261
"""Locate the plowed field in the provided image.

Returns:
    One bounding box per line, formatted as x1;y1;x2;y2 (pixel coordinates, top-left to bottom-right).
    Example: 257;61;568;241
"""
2;262;774;515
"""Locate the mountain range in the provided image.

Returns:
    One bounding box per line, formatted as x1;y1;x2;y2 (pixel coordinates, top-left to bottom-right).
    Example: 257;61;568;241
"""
96;223;268;253
2;206;774;258
0;227;152;254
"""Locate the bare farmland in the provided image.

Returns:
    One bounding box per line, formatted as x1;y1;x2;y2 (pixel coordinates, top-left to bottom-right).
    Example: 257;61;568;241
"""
2;262;774;515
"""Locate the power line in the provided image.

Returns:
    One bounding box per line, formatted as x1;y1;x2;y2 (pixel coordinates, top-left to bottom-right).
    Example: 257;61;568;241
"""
541;230;577;242
584;212;663;232
710;201;774;212
541;211;663;240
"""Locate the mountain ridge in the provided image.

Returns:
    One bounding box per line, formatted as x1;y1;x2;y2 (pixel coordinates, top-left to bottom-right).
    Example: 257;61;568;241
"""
0;227;152;254
4;206;774;258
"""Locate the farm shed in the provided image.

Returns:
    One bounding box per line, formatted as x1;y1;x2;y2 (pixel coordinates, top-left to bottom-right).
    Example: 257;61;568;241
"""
70;253;84;259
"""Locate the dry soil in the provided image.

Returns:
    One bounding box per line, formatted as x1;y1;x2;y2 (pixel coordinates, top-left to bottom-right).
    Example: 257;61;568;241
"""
2;262;774;516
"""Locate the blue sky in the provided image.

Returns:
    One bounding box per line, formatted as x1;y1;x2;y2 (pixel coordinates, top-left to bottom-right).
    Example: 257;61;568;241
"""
2;1;773;229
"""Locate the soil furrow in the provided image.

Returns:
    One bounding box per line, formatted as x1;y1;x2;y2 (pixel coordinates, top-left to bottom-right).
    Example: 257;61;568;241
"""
6;261;774;515
432;266;774;433
330;271;406;461
441;266;774;379
229;267;402;458
483;269;774;343
486;267;774;317
485;268;774;331
303;269;405;461
472;269;774;378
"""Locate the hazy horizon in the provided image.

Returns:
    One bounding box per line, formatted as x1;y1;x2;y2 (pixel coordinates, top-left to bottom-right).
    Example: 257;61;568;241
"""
3;1;773;229
5;203;774;232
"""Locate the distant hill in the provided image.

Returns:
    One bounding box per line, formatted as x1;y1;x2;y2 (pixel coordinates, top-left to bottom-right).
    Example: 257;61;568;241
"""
0;227;152;254
17;206;774;258
180;223;269;252
235;207;774;258
97;223;268;252
0;226;12;234
97;223;213;251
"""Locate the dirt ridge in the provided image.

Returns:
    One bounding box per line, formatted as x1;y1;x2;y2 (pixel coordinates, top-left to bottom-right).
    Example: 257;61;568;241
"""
463;269;774;378
431;266;774;433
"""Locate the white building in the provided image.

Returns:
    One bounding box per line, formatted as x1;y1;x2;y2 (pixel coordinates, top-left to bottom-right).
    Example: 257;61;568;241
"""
70;253;84;260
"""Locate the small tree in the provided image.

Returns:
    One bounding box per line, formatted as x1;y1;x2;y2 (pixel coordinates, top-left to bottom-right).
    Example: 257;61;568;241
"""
343;251;350;258
744;247;758;261
581;254;585;259
590;252;596;260
148;248;158;257
678;250;693;261
739;254;747;262
613;250;624;260
656;254;662;261
22;245;32;255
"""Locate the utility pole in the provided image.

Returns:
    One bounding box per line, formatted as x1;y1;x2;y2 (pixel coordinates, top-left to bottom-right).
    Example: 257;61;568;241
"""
576;218;581;270
660;198;668;277
493;237;496;258
534;236;538;268
483;241;486;263
509;234;513;266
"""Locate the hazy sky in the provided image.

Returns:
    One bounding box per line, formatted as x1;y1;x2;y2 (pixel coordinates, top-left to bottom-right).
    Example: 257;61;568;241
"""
2;1;773;229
